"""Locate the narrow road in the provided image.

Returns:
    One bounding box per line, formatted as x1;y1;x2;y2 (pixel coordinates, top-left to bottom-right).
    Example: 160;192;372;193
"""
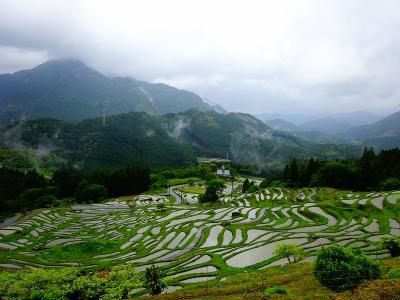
169;185;183;205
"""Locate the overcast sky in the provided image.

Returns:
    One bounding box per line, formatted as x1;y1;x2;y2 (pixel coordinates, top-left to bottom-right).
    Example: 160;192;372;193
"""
0;0;399;116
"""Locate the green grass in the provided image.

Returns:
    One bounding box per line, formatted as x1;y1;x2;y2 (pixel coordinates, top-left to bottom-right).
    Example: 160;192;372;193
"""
177;186;205;194
169;177;201;186
141;257;400;300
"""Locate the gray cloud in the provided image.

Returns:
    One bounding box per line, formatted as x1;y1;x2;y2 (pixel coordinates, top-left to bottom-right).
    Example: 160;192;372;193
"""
0;0;400;117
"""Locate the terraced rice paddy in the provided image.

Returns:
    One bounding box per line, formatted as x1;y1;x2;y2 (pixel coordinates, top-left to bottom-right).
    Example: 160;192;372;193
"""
0;188;399;286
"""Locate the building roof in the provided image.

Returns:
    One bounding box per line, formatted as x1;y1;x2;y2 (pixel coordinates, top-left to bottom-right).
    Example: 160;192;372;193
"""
197;157;231;164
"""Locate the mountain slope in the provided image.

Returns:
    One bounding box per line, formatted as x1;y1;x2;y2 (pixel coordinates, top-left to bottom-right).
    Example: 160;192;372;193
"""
0;110;361;170
338;111;400;146
300;117;353;134
0;59;218;122
135;81;212;114
264;118;298;132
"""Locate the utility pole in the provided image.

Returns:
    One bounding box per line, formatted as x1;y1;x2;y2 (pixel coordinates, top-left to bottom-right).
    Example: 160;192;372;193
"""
231;176;234;197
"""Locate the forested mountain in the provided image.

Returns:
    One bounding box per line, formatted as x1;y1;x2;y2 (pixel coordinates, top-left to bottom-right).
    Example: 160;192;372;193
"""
298;111;382;135
263;118;346;145
0;109;361;170
135;80;212;114
300;117;353;134
0;59;217;122
264;118;298;132
338;110;400;149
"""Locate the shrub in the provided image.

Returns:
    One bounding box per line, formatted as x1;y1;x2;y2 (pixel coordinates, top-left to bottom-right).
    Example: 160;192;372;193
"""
199;179;226;203
156;203;166;210
263;286;288;297
388;268;400;279
378;177;400;191
144;265;166;295
274;243;305;263
75;182;108;203
0;265;143;300
313;244;381;291
335;279;400;300
381;237;400;257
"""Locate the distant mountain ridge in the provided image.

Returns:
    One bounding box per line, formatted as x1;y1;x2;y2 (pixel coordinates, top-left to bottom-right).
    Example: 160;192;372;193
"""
259;111;382;135
0;59;222;122
298;111;382;135
337;110;400;149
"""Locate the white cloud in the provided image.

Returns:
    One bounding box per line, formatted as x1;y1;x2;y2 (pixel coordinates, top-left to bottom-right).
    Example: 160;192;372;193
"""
0;0;399;115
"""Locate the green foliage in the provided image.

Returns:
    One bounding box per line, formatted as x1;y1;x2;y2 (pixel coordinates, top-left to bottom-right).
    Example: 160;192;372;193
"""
0;264;143;300
381;237;400;257
144;265;166;295
156;203;166;210
311;161;359;189
378;177;400;191
279;148;400;191
388;268;400;279
73;274;107;299
259;178;270;188
274;243;305;263
242;178;258;193
199;179;226;203
75;182;108;203
1;105;361;171
313;244;381;291
263;285;288;297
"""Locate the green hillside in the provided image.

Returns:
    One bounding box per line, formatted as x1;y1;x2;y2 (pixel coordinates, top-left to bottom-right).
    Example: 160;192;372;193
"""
0;59;216;123
0;110;361;170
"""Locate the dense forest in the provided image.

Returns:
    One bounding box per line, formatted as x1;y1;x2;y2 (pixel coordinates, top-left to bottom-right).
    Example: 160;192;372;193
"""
0;109;361;171
278;147;400;191
0;166;150;217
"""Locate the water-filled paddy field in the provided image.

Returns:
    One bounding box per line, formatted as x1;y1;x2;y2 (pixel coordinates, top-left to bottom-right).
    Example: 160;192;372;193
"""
0;188;399;287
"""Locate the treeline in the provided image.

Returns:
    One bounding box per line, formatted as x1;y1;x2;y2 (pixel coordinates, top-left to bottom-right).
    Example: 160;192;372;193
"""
0;166;150;215
279;147;400;191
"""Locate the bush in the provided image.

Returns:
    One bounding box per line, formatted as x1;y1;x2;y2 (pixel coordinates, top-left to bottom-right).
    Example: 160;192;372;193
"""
378;177;400;191
263;286;288;297
381;237;400;257
274;243;305;263
144;265;166;295
75;182;108;203
0;264;143;300
313;244;381;291
388;268;400;279
199;179;225;203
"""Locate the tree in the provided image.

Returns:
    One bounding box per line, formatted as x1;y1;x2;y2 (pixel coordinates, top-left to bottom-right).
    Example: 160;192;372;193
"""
75;182;108;203
274;243;305;263
144;265;166;295
378;177;400;191
287;159;299;187
359;147;377;189
313;244;381;291
311;161;358;189
199;179;226;203
381;237;400;257
242;178;250;193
